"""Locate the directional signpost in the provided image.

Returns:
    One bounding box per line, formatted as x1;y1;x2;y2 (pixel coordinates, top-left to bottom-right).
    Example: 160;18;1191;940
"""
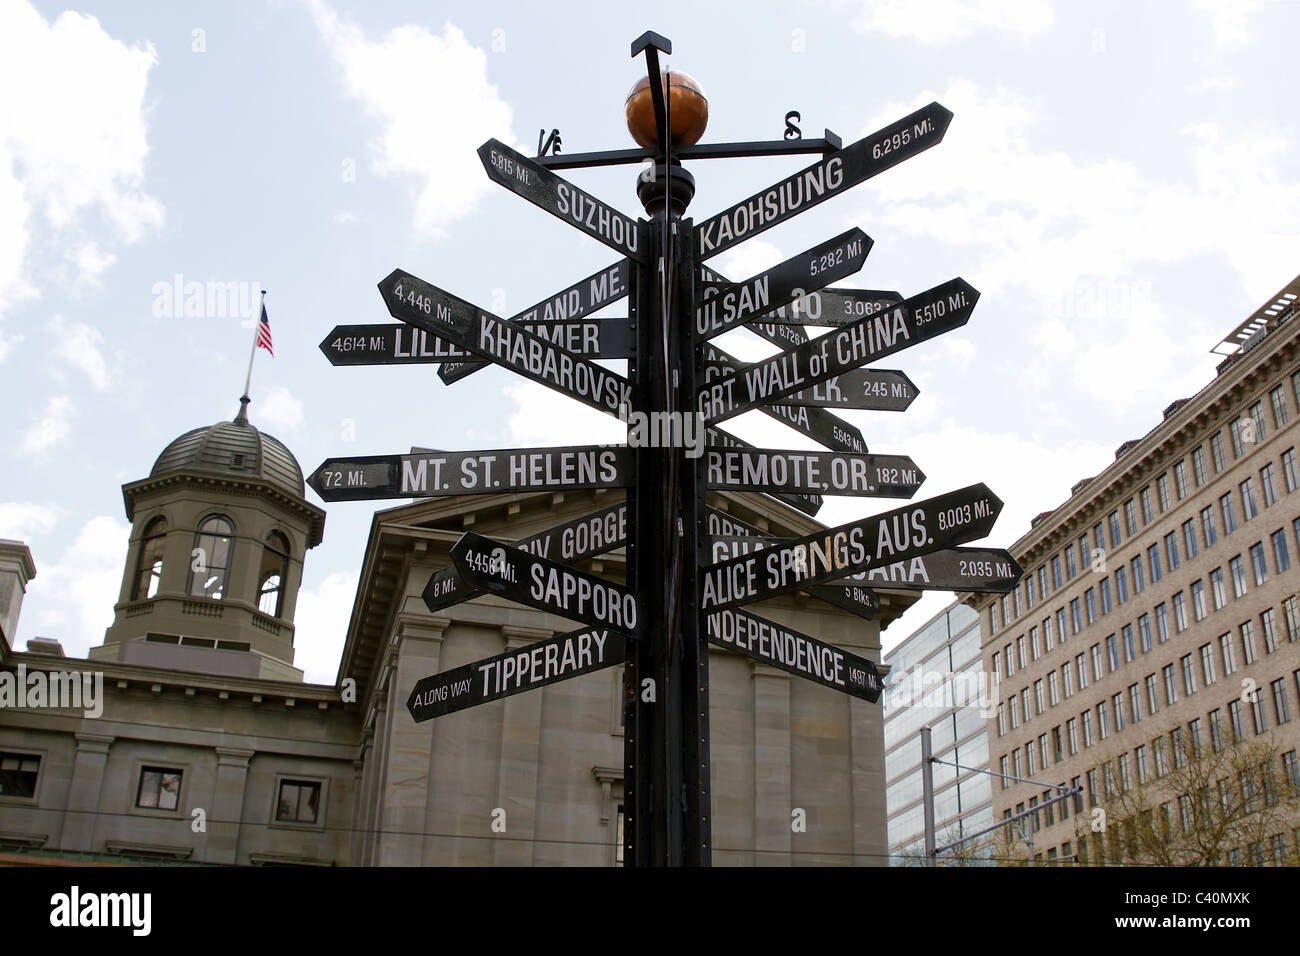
309;31;1021;868
320;318;632;367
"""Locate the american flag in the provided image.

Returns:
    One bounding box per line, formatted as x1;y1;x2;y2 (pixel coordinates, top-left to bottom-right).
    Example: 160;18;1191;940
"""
256;302;274;356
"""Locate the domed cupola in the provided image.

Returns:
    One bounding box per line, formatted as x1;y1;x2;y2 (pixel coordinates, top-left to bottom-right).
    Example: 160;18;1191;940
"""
94;399;326;681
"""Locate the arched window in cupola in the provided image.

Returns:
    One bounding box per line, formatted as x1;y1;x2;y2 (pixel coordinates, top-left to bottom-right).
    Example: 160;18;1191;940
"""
131;516;168;600
187;514;234;600
258;530;291;617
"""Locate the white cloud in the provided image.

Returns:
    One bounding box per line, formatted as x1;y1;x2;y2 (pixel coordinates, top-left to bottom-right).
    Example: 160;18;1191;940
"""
0;2;162;331
20;395;74;454
716;239;785;282
1193;0;1260;53
505;382;625;447
19;514;129;656
255;385;306;437
293;568;358;684
0;501;65;543
307;2;514;238
843;0;1055;45
332;210;357;224
73;241;117;283
50;314;112;389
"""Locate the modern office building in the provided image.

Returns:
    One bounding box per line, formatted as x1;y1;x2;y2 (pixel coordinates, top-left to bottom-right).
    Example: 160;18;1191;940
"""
0;399;913;866
883;600;994;865
966;274;1300;865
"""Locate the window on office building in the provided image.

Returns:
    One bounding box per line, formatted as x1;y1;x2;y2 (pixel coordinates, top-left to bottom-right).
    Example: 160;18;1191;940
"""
1145;673;1159;715
1250;694;1267;736
1165;531;1180;570
1116;567;1129;605
1228;700;1246;742
1098;700;1110;740
1034;679;1045;715
1262;608;1280;654
1219;632;1237;676
1138;613;1152;653
1241;478;1259;519
1210;568;1227;609
1122;624;1135;663
1183;519;1199;558
1055;608;1066;646
1090;644;1103;682
1106;634;1119;672
1271;384;1289;429
1051;554;1063;590
1155;602;1169;643
1048;671;1059;707
1162;664;1177;706
1147;544;1162;584
1220;491;1237;535
1209;709;1225;752
1140;486;1154;523
1113;692;1126;732
1128;683;1143;724
1100;578;1113;614
1070;598;1082;634
1250;541;1268;585
1211;432;1227;472
1157;473;1171;511
1192;580;1207;621
1085;588;1097;624
1180;653;1197;696
1262;464;1279;508
1067;718;1079;755
1283;448;1299;494
1272;529;1291;573
1200;643;1216;686
1231;418;1247;458
1154;737;1169;777
1192;447;1208;487
1250;401;1268;443
1201;506;1218;547
1174;461;1189;499
1272;679;1291;725
1227;555;1246;598
1173;592;1188;632
1063;661;1074;698
1082;710;1094;748
1241;620;1258;666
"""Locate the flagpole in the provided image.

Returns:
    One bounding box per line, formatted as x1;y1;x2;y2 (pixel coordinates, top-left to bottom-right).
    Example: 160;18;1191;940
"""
238;290;266;422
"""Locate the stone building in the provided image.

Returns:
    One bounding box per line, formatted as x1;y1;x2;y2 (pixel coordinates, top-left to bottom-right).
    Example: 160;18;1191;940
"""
0;399;909;865
967;274;1300;865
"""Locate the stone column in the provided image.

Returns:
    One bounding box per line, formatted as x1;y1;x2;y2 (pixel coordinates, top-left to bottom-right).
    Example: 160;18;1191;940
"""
492;624;550;867
60;733;114;852
752;662;792;866
206;747;253;864
375;614;449;867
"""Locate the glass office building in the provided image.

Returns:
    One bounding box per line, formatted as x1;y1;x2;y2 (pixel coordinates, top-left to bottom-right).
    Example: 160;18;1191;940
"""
883;601;995;865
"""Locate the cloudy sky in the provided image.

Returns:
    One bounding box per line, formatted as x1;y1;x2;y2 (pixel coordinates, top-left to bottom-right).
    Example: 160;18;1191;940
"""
3;0;1297;682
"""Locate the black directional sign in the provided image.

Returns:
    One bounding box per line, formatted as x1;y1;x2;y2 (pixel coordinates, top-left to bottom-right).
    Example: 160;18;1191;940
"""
699;483;1003;611
701;340;867;453
706;447;924;498
479;139;648;263
452;530;639;632
706;508;877;607
710;534;1019;594
407;625;628;722
307;445;633;502
696;228;871;340
699;277;979;425
825;546;1023;593
440;259;632;384
699;263;903;328
321;319;631;367
707;427;821;517
750;288;903;327
694;101;953;260
380;269;632;421
423;501;628;613
697;266;917;412
706;607;882;703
